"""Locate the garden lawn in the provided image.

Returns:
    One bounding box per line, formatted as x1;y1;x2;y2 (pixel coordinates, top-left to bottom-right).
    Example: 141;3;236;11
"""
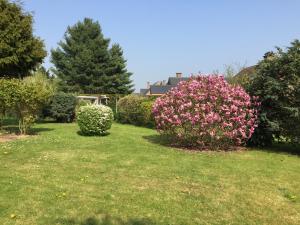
0;122;299;225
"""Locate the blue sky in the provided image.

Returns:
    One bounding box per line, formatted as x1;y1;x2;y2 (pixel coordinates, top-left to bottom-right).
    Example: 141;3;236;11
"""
24;0;300;91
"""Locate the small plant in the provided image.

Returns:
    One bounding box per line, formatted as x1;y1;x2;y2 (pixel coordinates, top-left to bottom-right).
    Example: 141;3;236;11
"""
77;105;113;136
153;75;259;150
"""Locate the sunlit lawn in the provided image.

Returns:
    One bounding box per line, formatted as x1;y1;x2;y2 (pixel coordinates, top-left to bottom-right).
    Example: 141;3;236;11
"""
0;122;299;225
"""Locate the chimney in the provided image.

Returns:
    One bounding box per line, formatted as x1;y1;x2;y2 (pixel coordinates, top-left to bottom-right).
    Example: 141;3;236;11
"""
147;81;150;89
176;72;182;78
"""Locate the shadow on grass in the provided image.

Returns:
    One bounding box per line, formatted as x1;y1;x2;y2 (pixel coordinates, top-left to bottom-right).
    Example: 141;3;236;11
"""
57;214;156;225
77;131;111;137
261;143;300;156
1;117;55;135
1;125;54;135
143;134;300;155
143;134;174;148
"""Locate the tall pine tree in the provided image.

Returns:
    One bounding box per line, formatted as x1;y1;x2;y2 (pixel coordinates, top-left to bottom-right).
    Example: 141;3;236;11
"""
51;18;133;94
105;44;134;94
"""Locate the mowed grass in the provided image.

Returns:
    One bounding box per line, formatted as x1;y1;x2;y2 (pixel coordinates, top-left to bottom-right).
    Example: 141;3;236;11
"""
0;122;299;225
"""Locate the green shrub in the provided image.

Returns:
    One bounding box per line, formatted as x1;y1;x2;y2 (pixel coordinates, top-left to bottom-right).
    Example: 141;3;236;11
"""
47;92;77;122
0;78;20;129
140;101;155;128
18;72;55;134
75;99;90;112
247;40;300;146
0;72;55;134
116;95;155;127
116;95;145;125
77;105;113;136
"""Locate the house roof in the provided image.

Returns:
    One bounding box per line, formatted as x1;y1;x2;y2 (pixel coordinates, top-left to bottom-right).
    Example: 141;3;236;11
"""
167;77;190;85
140;88;149;95
150;85;173;94
140;74;190;95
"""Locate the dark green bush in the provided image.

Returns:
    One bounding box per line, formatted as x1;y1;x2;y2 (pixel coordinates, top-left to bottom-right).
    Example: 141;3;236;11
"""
48;92;77;122
247;40;300;146
116;95;155;127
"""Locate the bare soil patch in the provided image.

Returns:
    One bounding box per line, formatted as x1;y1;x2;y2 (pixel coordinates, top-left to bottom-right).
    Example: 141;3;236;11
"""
0;134;27;143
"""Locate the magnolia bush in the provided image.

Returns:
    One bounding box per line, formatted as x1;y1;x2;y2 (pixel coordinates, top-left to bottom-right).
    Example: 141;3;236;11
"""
77;104;113;136
153;75;259;149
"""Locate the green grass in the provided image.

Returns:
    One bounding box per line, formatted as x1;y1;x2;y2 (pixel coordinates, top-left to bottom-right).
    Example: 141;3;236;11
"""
0;122;299;225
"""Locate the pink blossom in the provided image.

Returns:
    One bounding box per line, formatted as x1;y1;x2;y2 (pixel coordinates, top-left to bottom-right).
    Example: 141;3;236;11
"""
152;75;260;149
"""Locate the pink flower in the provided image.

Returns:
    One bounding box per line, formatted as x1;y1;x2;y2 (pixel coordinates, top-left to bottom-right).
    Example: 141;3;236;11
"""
152;75;260;149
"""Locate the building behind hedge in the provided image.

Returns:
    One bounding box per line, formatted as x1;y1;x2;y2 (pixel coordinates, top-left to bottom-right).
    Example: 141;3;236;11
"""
140;72;190;96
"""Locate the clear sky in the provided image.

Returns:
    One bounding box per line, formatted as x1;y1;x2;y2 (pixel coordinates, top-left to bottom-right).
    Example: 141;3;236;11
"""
23;0;300;91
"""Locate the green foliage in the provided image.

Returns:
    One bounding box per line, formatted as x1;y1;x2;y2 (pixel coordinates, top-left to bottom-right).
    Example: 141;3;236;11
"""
77;104;113;135
47;92;77;123
140;101;155;128
247;40;300;146
75;99;90;112
105;44;134;94
17;73;55;134
51;18;133;94
0;78;20;128
223;63;253;89
0;0;46;78
116;95;155;127
117;95;145;125
0;72;55;134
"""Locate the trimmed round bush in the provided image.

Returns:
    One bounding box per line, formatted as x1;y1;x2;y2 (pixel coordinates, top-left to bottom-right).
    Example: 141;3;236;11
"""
77;104;113;136
153;75;259;149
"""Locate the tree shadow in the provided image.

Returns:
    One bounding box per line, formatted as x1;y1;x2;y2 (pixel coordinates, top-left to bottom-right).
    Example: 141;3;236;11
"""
1;118;54;135
1;125;54;135
261;143;300;156
143;134;300;155
56;214;157;225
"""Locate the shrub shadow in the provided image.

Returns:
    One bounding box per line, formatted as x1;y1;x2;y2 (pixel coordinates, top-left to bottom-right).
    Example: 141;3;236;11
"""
143;134;174;148
56;214;156;225
77;130;111;137
143;134;300;155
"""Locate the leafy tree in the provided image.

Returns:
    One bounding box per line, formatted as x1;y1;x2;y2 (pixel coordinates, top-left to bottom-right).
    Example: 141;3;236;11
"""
105;44;134;94
17;72;55;134
0;72;55;134
51;18;133;94
0;0;46;78
248;40;300;146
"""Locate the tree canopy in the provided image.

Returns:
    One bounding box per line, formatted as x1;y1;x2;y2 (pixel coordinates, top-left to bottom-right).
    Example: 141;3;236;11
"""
0;0;46;78
51;18;134;94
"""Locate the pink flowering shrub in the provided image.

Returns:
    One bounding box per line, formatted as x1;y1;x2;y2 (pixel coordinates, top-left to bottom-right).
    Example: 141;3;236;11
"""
152;75;259;149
